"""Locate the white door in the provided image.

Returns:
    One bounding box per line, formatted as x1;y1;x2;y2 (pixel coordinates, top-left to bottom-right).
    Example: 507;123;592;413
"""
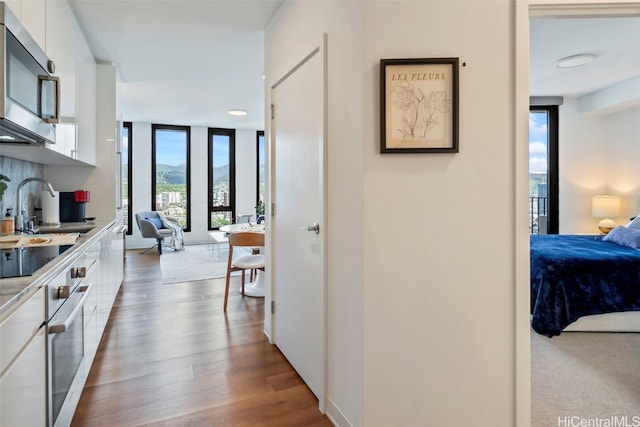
271;39;326;410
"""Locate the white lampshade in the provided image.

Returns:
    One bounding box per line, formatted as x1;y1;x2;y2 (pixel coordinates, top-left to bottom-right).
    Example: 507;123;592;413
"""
592;195;621;234
592;195;621;218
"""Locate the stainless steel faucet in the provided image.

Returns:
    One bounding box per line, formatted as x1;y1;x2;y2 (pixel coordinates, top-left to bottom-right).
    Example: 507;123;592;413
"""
16;177;56;232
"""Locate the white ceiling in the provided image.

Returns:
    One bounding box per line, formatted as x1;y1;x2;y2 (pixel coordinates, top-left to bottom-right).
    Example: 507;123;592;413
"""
530;17;640;99
68;0;283;131
67;3;640;130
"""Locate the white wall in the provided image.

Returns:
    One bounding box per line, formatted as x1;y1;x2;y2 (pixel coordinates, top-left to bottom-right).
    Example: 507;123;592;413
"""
558;99;640;234
558;97;608;233
266;2;364;426
126;123;260;249
268;1;515;426
605;105;640;219
362;2;513;426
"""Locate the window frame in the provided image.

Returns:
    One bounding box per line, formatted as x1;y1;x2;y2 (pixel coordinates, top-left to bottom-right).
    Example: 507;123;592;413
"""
530;105;559;234
123;121;132;235
208;127;236;230
151;124;191;232
256;130;265;207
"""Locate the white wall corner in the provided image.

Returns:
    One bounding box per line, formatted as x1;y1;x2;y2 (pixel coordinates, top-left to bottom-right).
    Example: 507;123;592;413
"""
578;74;640;115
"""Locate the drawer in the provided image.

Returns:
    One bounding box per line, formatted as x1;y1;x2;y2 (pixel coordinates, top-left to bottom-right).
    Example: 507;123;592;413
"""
0;287;45;375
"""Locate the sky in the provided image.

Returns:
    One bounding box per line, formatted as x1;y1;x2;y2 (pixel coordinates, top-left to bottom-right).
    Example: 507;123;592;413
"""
153;129;229;168
122;128;265;170
529;112;548;174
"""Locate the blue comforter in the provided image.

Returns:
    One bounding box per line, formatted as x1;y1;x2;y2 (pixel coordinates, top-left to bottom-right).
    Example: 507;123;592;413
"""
530;234;640;337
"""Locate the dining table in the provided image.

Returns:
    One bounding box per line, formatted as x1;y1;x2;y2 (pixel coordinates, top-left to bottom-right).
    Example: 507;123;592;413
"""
219;223;266;297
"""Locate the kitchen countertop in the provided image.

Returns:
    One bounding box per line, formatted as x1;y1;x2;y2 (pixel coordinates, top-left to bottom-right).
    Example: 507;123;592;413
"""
0;219;116;317
37;221;99;234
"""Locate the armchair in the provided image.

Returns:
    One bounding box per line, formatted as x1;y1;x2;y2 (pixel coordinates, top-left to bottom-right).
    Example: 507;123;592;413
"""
135;211;178;254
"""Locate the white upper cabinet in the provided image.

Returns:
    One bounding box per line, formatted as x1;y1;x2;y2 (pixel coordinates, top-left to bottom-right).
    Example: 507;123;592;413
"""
45;0;78;122
75;26;96;164
19;0;46;49
44;0;96;165
3;1;46;53
3;0;20;16
3;0;97;166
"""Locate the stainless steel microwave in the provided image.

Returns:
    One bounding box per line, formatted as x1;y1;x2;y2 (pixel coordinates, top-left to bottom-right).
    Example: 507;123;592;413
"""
0;2;59;144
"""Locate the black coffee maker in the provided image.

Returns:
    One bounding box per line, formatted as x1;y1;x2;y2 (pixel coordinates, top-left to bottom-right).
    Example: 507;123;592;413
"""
59;190;90;222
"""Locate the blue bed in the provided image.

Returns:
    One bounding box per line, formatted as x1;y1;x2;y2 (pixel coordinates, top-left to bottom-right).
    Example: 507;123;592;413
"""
530;234;640;337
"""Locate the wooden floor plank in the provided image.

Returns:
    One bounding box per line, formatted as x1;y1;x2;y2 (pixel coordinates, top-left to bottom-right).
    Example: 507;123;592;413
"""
71;250;332;426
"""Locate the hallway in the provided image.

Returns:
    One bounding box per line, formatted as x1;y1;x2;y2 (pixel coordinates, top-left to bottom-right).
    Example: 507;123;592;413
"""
71;250;331;426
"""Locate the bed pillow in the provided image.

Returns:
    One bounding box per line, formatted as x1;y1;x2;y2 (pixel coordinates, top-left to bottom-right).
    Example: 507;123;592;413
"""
626;215;640;229
603;225;640;249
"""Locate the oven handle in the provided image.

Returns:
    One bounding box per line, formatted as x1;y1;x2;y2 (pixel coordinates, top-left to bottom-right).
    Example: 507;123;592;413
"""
48;282;94;334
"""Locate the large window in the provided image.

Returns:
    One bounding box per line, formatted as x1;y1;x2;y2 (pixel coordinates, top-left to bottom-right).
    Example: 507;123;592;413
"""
256;131;265;207
208;128;235;229
151;124;191;231
529;105;558;234
122;122;132;235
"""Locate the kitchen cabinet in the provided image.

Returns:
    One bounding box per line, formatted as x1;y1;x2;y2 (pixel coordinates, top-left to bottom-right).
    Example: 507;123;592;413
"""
3;0;21;17
0;0;95;166
0;219;124;427
3;0;46;49
0;287;47;426
20;0;46;49
76;58;97;164
44;0;97;165
2;0;46;49
82;240;99;362
45;0;77;123
96;220;124;335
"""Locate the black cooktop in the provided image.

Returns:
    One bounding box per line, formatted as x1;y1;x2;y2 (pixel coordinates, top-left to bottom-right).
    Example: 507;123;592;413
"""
0;245;73;279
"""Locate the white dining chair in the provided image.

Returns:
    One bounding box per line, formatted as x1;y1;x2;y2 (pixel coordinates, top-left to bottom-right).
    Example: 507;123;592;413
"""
223;231;265;311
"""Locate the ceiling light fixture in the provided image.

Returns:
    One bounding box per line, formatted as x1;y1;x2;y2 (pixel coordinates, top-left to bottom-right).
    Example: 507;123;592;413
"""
228;109;248;116
555;54;595;69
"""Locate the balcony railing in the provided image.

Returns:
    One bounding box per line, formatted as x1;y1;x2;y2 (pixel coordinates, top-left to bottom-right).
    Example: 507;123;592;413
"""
529;196;547;234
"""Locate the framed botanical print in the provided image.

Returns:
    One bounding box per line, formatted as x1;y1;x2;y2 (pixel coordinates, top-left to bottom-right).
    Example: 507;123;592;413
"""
380;57;459;153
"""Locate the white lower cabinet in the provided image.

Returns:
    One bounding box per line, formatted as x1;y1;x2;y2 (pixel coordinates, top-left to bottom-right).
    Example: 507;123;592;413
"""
57;222;123;426
0;289;47;427
0;221;124;427
82;242;100;362
97;221;124;335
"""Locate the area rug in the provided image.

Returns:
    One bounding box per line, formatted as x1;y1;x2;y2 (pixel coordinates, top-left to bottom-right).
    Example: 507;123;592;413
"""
160;244;248;284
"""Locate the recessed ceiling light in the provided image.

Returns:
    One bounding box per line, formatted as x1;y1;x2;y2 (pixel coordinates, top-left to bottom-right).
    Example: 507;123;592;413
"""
555;54;595;69
0;135;15;140
228;109;248;116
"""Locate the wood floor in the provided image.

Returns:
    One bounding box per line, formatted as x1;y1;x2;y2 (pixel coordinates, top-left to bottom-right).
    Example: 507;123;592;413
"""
71;249;332;426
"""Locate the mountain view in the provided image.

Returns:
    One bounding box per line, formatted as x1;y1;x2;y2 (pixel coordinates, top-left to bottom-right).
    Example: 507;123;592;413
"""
154;164;229;185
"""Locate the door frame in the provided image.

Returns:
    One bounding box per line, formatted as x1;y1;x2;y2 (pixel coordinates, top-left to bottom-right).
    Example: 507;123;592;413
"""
266;34;328;412
515;2;640;426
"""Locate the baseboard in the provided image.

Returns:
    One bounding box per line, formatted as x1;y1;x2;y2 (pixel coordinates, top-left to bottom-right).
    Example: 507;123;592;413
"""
325;397;352;427
263;320;272;343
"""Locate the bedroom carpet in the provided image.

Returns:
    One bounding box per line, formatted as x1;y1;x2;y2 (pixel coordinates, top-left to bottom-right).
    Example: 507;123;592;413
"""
159;244;248;284
531;330;640;426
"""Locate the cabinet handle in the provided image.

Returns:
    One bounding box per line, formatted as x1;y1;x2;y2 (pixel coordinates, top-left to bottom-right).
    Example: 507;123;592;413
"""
57;285;70;299
70;266;86;278
48;283;93;334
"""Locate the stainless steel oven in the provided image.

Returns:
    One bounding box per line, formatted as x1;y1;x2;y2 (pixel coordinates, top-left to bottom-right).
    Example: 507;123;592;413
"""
46;256;95;427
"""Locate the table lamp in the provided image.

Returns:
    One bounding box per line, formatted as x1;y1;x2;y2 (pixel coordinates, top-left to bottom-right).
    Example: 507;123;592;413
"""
592;195;621;234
